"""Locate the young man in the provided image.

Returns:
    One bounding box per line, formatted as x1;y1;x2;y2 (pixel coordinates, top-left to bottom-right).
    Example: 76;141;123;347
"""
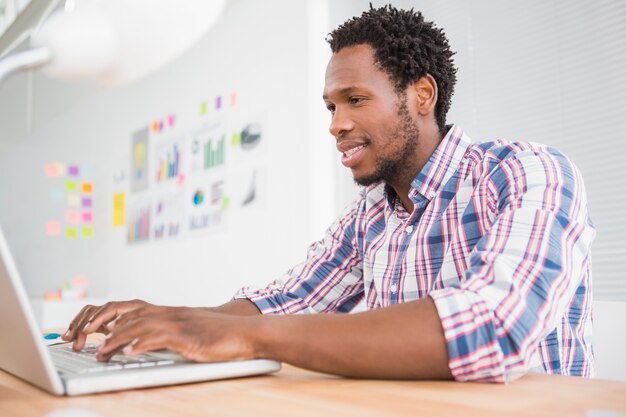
63;5;595;383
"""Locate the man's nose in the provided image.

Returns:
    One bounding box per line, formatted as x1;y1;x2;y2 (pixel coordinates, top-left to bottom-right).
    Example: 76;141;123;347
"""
329;108;354;138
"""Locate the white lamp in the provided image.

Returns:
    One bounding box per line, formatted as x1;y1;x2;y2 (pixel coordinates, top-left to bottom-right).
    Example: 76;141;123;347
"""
0;0;226;86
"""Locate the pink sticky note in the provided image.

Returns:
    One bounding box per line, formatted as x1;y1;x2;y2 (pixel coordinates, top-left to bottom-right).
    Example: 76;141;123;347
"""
230;92;237;107
167;115;175;127
82;212;93;223
65;210;80;224
178;173;185;186
46;221;61;236
44;164;60;178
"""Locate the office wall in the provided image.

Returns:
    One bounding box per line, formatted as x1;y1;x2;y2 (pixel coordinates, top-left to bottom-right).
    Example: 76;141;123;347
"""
0;0;338;307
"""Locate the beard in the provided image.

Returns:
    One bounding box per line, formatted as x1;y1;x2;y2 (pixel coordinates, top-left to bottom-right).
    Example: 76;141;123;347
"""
353;98;420;187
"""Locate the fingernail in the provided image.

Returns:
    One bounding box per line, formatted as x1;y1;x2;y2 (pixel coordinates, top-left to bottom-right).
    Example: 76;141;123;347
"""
123;345;133;355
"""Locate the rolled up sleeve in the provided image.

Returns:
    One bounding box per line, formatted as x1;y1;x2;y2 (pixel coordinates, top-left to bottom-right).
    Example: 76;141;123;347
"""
430;148;595;382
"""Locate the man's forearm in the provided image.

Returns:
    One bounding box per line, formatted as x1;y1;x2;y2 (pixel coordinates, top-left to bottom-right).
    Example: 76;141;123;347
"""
210;298;262;316
251;297;453;379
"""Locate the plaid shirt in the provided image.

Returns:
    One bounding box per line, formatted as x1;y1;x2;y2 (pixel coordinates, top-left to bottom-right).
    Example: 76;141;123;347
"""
235;125;595;383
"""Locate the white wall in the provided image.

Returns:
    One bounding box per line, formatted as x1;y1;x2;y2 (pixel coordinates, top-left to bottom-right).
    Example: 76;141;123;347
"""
0;0;338;308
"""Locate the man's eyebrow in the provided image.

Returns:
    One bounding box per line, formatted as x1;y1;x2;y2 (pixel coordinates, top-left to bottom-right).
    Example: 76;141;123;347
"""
323;86;358;100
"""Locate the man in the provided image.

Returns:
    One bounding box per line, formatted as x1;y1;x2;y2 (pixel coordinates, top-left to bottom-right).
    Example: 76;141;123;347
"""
63;5;595;382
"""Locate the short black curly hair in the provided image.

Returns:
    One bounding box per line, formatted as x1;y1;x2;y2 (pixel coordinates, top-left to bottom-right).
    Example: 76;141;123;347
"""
327;4;457;133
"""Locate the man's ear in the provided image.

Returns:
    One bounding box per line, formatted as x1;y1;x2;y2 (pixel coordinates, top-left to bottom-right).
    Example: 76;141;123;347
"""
412;74;438;116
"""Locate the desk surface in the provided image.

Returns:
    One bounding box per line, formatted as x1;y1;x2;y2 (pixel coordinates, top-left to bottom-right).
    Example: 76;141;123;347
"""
1;364;625;417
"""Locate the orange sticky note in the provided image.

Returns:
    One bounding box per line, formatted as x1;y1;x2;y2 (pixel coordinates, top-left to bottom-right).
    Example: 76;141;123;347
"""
82;182;93;194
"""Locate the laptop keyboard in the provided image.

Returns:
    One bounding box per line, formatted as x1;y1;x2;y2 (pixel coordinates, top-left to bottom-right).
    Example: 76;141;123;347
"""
50;343;179;375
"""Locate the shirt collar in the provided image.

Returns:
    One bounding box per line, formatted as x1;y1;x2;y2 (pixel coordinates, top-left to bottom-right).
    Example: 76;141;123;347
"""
384;125;472;206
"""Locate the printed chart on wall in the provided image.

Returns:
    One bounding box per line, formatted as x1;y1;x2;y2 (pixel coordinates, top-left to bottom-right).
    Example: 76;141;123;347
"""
44;162;95;240
122;92;267;245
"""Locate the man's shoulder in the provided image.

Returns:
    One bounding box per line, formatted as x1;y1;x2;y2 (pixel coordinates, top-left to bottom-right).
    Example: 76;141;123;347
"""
470;139;559;162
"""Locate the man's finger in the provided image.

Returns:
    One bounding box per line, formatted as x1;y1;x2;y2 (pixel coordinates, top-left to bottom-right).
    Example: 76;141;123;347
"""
95;319;154;361
63;304;95;341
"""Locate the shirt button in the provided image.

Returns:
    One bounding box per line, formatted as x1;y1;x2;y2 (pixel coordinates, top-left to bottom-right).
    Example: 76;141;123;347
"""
406;225;414;233
390;283;398;293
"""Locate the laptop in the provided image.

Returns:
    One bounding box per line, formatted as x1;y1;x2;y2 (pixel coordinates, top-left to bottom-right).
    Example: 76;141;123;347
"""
0;227;281;396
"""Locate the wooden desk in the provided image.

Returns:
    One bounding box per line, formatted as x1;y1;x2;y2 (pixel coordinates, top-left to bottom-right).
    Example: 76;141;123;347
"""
1;364;625;417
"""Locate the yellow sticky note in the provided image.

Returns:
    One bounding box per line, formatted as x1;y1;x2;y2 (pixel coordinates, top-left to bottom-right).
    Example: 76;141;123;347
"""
82;227;93;238
66;181;78;192
66;227;78;239
113;192;125;227
67;195;80;207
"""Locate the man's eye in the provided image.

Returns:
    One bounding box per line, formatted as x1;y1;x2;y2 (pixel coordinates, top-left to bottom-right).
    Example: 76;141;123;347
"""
349;97;364;105
326;105;336;113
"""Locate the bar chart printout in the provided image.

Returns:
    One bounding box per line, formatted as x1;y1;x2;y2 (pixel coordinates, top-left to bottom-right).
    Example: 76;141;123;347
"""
204;136;225;169
156;144;180;182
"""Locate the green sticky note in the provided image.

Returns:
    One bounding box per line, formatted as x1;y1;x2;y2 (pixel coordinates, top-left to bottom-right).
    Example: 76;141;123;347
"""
66;227;78;239
66;181;78;192
201;101;207;116
220;196;231;211
82;227;93;238
230;133;241;148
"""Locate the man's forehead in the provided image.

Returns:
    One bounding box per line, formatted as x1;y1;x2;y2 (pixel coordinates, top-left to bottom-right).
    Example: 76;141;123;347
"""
323;45;389;98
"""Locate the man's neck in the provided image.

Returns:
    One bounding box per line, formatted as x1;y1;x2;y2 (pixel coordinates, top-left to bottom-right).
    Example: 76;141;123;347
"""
389;124;445;214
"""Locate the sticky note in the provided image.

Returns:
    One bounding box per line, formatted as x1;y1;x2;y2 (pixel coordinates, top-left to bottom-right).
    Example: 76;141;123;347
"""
82;212;93;223
82;182;93;194
83;167;94;180
220;196;230;211
82;227;93;238
167;115;175;127
44;164;60;178
82;197;92;208
230;92;237;107
201;101;207;115
49;188;64;202
66;210;80;224
67;195;80;207
66;228;78;239
231;133;241;148
66;181;78;192
46;221;61;236
68;165;80;177
152;121;159;133
113;192;125;227
158;120;164;131
215;96;222;110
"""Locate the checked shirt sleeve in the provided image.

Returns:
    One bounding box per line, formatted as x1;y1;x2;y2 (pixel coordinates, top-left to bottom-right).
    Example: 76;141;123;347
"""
233;196;365;315
430;147;595;383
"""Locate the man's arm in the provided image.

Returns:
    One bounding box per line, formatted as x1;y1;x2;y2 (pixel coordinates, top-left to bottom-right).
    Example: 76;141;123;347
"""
255;297;452;379
93;296;452;380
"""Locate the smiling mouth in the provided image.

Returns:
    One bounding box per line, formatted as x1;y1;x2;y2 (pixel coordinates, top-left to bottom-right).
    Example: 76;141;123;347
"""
343;144;367;158
340;144;368;168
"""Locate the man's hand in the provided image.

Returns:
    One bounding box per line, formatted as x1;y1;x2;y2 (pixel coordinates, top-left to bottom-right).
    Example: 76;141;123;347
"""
94;306;258;363
62;299;261;354
62;299;152;351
